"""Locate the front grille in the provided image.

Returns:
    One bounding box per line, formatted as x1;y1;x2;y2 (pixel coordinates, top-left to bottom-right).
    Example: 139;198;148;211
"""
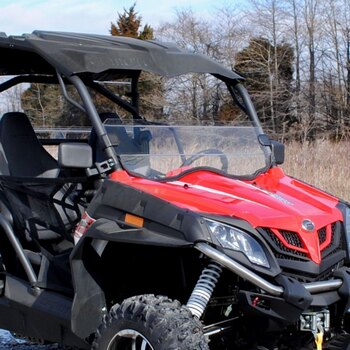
322;222;344;258
263;228;308;260
318;226;327;245
259;221;343;262
282;261;343;283
280;230;303;248
259;221;345;282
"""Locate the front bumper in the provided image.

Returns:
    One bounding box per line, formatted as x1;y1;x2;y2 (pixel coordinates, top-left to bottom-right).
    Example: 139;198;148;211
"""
196;243;350;322
196;243;345;296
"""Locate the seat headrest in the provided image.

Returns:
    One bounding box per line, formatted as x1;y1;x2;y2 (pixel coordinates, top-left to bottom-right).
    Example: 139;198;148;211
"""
0;112;59;177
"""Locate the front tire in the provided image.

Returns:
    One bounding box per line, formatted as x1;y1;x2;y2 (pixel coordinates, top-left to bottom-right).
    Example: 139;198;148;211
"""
324;334;350;350
92;294;209;350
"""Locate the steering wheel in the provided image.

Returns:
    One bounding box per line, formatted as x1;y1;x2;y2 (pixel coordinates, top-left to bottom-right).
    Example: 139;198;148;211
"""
180;149;229;172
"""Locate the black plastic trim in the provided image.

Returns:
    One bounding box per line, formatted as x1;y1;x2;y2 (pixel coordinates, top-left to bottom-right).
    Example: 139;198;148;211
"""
239;290;307;324
88;179;213;244
275;274;312;310
0;275;88;348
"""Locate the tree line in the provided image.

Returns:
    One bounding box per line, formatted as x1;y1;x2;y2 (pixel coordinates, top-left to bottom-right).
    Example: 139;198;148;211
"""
15;1;350;141
157;0;350;141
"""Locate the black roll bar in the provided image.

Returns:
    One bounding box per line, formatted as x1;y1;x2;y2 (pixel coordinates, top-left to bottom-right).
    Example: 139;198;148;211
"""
68;75;119;169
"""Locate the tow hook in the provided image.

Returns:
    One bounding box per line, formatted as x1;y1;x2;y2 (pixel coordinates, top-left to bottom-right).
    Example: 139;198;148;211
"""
300;310;329;349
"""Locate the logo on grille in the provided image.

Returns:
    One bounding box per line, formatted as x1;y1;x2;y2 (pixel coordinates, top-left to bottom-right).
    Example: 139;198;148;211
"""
302;219;315;232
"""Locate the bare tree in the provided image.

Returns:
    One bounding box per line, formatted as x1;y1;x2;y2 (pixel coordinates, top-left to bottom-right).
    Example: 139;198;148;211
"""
155;0;350;139
1;85;24;114
284;0;305;128
157;10;222;123
241;0;294;135
211;5;247;69
302;0;319;138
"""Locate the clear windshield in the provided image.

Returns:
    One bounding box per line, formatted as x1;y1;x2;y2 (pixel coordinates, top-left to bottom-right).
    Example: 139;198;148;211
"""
104;122;270;179
100;73;271;180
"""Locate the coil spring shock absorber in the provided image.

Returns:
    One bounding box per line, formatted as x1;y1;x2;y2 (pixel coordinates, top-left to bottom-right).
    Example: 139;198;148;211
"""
187;261;223;318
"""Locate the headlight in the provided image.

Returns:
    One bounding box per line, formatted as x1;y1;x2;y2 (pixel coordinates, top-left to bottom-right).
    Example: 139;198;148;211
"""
205;219;270;268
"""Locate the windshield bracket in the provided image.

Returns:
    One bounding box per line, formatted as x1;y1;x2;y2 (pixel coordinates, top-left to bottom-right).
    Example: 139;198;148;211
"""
86;158;116;177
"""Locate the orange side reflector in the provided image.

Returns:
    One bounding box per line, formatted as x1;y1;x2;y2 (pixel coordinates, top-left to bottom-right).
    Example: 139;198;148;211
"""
125;213;144;227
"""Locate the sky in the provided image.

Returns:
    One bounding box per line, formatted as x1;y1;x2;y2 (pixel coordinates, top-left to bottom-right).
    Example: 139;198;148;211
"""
0;0;233;36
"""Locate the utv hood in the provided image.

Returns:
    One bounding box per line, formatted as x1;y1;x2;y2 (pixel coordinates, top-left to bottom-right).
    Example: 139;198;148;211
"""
111;168;343;264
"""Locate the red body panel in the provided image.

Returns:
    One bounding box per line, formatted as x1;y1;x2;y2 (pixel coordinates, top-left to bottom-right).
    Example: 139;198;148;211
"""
110;168;342;264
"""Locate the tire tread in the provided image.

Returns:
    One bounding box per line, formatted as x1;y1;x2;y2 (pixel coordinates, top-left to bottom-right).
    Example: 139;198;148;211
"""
92;294;209;350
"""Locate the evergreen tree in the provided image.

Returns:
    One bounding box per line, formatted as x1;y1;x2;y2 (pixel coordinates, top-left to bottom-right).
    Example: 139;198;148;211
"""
110;4;163;120
235;37;294;136
110;4;154;40
21;4;157;127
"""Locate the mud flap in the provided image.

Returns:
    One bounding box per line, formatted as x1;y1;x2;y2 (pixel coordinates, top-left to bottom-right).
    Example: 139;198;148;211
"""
70;233;107;340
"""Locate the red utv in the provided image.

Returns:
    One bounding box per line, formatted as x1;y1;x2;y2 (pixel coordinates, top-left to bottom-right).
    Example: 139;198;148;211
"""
0;31;348;350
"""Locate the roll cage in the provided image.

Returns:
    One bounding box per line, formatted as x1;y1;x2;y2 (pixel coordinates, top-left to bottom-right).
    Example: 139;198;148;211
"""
0;31;273;178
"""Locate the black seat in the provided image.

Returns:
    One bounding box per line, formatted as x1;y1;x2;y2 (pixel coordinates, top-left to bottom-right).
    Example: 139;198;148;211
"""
0;112;82;293
0;112;81;243
0;112;59;177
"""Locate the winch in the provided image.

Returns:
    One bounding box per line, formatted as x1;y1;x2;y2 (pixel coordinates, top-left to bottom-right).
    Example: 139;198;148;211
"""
300;310;330;350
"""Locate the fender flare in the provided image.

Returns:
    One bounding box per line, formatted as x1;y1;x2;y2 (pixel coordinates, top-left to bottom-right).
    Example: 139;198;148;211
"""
69;218;192;339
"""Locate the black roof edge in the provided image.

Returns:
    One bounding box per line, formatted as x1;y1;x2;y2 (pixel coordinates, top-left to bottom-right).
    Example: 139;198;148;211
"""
0;30;243;82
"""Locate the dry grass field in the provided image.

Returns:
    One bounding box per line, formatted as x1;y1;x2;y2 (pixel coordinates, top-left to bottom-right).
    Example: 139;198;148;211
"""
47;139;350;201
282;140;350;202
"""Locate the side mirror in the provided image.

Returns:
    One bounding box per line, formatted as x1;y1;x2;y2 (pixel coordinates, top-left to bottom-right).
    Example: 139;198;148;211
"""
271;140;285;165
58;143;93;169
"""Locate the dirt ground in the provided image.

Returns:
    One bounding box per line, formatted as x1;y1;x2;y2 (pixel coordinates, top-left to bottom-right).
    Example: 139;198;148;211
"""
0;330;64;349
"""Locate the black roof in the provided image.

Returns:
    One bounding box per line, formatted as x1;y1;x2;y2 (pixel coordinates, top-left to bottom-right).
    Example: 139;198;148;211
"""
0;31;242;82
